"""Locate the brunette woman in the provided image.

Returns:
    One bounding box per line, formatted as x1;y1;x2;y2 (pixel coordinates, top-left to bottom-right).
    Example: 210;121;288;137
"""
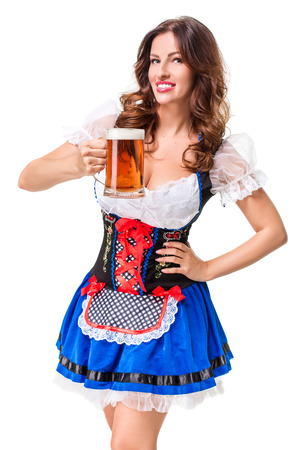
18;16;287;450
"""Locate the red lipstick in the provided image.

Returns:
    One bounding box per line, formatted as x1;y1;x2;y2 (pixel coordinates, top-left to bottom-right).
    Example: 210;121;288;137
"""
155;81;176;93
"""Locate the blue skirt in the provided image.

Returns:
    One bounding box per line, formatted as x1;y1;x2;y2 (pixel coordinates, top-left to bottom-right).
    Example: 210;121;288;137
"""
56;271;233;408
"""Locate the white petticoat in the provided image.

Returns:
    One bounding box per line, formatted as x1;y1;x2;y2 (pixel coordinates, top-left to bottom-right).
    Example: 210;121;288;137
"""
53;372;225;413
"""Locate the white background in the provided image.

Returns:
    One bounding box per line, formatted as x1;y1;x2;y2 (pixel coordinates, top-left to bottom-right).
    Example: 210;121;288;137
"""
1;0;299;449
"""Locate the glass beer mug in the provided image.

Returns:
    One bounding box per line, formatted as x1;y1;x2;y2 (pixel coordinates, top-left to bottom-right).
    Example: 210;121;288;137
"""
94;128;145;198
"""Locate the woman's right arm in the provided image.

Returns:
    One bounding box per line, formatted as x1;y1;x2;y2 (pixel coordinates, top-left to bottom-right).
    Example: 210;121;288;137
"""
18;139;107;192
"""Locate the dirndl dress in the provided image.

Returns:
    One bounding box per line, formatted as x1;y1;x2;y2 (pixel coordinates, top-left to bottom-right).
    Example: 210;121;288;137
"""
55;106;268;413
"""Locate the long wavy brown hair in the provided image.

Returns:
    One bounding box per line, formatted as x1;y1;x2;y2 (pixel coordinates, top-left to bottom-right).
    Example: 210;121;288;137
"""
115;16;230;172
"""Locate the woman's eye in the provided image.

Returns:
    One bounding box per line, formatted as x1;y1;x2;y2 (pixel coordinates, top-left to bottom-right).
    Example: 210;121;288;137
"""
150;59;160;64
173;58;182;63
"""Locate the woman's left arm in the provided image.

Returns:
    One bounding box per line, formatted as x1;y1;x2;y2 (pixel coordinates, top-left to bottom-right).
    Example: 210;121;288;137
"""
155;188;288;282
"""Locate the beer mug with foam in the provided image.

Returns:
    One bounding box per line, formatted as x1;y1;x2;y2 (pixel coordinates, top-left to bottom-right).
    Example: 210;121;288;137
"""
94;128;145;198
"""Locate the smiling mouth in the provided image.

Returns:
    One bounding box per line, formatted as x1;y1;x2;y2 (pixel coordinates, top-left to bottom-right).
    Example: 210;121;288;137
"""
156;82;176;92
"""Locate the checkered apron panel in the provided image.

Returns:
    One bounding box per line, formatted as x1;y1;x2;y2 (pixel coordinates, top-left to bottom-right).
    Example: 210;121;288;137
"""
86;287;166;333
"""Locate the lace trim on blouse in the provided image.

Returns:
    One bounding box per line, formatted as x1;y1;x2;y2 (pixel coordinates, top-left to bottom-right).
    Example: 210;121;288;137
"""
145;173;197;192
63;127;93;148
211;168;268;207
209;133;268;207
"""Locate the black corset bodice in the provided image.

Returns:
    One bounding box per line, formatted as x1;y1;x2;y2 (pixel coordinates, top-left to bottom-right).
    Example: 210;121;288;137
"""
90;171;214;294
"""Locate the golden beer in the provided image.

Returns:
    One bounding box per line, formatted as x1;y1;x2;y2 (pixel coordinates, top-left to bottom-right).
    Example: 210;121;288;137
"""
104;128;145;198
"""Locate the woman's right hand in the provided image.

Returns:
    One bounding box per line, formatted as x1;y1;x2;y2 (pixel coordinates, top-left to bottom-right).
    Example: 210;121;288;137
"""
78;138;107;177
18;138;108;192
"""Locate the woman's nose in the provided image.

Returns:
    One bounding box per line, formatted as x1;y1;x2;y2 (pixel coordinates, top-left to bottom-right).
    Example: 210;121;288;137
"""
157;61;170;79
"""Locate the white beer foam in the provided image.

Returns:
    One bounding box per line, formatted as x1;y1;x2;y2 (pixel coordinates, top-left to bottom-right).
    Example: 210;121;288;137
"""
106;128;145;140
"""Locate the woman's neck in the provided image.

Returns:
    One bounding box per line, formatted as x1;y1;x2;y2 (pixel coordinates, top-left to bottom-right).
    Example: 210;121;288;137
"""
156;101;192;137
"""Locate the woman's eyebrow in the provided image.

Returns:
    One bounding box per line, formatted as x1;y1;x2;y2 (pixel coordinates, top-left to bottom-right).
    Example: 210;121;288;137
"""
150;51;181;57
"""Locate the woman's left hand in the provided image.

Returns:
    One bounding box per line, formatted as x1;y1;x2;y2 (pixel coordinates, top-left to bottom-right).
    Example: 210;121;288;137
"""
155;241;208;282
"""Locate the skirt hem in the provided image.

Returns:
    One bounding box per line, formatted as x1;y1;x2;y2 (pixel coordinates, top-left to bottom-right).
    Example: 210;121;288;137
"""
53;370;228;413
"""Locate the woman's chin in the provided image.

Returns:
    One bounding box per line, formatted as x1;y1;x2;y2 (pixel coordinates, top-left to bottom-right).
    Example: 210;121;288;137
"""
154;96;177;106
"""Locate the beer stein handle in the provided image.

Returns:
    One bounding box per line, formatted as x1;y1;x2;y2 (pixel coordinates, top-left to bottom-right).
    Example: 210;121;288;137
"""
93;171;106;185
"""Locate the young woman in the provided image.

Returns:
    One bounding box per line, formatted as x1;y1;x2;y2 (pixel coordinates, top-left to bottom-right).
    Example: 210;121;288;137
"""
18;16;287;450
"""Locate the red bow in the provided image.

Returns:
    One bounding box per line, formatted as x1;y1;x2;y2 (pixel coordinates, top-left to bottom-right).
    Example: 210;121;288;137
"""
152;285;185;302
115;218;153;294
81;275;105;297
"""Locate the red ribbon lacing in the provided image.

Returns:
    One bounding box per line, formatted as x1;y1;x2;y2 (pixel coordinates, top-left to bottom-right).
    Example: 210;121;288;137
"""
152;285;185;302
81;275;105;297
115;218;154;295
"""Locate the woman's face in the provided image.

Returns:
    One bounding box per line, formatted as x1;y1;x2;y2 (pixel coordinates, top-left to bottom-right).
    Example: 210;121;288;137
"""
148;31;195;106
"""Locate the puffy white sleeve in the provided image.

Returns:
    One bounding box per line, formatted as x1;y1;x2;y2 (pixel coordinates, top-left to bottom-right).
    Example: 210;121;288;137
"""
62;99;119;148
209;133;268;207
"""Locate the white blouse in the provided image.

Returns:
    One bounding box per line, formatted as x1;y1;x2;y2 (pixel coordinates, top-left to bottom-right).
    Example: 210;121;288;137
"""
210;133;268;207
94;172;200;229
64;100;268;228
